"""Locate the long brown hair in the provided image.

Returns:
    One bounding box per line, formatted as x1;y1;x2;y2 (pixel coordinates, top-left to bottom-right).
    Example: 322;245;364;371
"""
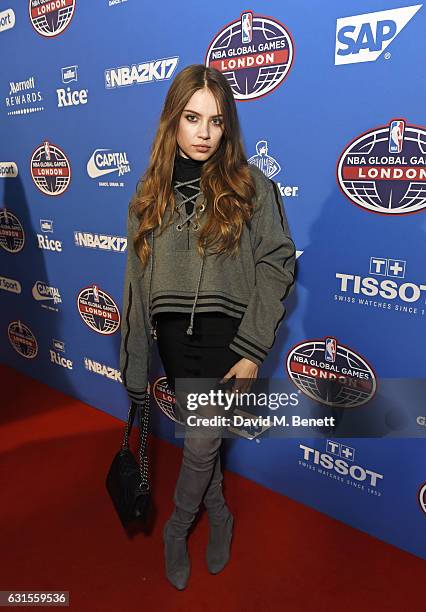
130;64;256;267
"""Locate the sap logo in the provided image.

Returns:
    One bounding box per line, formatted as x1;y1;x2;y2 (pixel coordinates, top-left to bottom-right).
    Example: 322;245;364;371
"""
335;5;422;65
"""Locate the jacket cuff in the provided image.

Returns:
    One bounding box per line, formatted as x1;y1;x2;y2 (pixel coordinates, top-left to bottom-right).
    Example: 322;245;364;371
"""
125;385;148;403
229;330;268;366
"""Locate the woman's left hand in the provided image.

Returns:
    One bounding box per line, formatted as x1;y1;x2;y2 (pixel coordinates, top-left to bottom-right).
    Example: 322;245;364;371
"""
220;357;259;393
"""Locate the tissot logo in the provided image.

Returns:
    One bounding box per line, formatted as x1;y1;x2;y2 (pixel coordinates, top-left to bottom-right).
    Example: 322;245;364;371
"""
299;440;384;495
334;256;426;317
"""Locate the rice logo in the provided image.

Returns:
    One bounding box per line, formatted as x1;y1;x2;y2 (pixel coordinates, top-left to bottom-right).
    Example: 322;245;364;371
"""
337;119;426;215
36;220;63;251
0;209;25;253
205;10;294;100
287;337;377;408
335;5;422;65
29;0;76;38
50;338;72;369
418;481;426;515
8;321;38;358
57;65;88;108
77;284;120;335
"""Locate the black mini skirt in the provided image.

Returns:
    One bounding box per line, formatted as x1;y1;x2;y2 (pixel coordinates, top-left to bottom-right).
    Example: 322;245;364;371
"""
154;311;241;389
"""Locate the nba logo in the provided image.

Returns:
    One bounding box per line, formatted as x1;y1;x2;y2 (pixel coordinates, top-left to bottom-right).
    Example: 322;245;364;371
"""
104;70;112;89
241;11;252;43
43;141;51;161
93;285;99;303
389;120;405;153
325;337;337;363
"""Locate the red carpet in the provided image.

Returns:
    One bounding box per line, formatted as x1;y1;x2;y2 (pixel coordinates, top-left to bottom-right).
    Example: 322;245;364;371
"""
1;364;424;611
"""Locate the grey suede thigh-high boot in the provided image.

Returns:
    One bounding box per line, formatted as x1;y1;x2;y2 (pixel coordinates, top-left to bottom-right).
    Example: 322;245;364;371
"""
163;432;222;590
202;451;234;574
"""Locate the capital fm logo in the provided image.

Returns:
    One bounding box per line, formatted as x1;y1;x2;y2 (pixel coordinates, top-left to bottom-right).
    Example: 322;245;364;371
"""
86;148;130;188
335;5;422;65
205;10;295;100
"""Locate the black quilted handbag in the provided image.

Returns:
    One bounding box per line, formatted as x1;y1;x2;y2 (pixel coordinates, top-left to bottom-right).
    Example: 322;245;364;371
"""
106;388;151;528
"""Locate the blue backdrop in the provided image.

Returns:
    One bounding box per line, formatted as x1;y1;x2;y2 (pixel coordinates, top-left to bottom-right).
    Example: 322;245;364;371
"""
1;1;425;559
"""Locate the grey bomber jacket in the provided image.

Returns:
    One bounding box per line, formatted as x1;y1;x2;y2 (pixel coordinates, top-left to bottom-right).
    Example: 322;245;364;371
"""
119;163;296;403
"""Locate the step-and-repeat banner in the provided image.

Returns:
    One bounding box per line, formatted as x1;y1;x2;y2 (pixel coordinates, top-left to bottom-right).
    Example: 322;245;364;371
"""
1;1;425;559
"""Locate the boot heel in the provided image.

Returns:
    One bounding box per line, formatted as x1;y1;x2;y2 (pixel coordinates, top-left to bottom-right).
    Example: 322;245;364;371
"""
163;522;191;590
206;513;234;574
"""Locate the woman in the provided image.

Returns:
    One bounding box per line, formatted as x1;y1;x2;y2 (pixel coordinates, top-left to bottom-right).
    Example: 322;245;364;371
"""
119;64;296;590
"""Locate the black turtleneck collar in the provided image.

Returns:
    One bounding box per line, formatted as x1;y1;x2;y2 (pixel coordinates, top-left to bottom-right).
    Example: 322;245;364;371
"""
173;151;205;183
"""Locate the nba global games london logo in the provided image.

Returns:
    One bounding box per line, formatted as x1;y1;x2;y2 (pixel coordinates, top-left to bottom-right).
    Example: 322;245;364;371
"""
29;0;76;38
77;285;120;335
0;208;25;253
30;141;71;196
205;10;294;100
8;321;38;358
286;337;377;408
337;119;426;215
